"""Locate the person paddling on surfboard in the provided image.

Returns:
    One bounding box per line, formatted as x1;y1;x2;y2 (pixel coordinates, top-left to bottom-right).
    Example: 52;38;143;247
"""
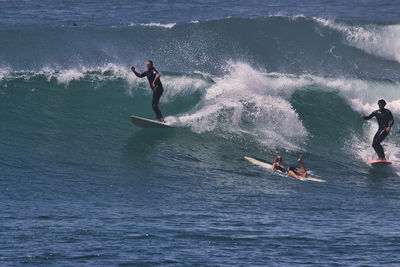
131;60;164;122
271;155;307;180
361;99;394;161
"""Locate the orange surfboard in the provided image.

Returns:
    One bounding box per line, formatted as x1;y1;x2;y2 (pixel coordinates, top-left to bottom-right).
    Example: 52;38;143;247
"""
368;159;392;165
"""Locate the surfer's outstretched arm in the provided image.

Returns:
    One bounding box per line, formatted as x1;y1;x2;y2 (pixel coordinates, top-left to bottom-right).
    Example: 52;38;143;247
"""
361;112;375;120
295;155;307;177
271;156;280;171
130;66;144;78
152;73;160;88
297;155;306;172
387;110;394;130
271;162;277;171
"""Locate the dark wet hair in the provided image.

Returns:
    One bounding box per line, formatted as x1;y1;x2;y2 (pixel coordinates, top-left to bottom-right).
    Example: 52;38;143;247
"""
146;60;153;66
378;99;386;106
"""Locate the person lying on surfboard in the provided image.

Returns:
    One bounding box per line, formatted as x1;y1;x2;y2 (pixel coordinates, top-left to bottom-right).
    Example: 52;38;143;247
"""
131;60;164;122
361;99;394;161
271;155;307;180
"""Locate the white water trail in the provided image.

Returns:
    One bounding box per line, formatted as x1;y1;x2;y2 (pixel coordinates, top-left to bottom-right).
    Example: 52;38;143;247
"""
167;63;309;151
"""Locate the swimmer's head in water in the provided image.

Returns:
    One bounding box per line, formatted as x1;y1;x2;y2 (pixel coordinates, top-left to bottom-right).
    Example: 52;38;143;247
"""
146;60;153;70
275;156;282;163
378;99;386;109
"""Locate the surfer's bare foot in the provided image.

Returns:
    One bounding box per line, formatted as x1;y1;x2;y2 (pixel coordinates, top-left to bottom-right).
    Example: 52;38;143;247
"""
298;154;303;163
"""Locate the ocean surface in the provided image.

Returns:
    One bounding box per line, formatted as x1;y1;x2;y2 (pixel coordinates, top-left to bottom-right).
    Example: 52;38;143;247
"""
1;0;400;265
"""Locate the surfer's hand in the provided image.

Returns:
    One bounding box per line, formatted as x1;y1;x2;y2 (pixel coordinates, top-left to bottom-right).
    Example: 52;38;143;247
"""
152;82;156;88
386;126;391;133
360;114;365;119
130;66;135;72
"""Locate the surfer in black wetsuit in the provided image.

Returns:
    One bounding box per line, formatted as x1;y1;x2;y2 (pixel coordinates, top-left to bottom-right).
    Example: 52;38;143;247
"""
131;60;164;122
361;99;394;160
271;155;307;180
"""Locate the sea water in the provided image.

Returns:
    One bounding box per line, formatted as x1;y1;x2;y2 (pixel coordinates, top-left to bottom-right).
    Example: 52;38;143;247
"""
1;1;400;265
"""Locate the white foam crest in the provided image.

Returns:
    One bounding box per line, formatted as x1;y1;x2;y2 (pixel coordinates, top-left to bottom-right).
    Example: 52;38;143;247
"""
310;76;400;116
129;22;176;28
36;66;57;81
267;13;307;21
0;67;12;81
37;63;137;86
1;64;141;87
0;66;53;82
55;68;85;84
314;18;400;63
160;76;209;102
389;99;400;115
0;64;212;101
168;62;309;150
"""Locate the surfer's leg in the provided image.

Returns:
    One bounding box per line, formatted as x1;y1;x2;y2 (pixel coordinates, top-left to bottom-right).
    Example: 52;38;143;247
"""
152;86;164;120
372;129;388;159
288;170;300;180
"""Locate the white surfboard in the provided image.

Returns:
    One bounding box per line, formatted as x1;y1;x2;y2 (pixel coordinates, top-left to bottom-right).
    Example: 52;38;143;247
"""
244;156;326;183
130;115;172;128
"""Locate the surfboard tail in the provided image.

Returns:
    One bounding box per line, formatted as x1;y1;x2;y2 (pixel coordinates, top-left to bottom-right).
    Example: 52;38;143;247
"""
130;115;172;128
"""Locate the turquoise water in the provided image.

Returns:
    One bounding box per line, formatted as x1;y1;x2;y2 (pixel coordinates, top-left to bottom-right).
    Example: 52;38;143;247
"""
1;1;400;265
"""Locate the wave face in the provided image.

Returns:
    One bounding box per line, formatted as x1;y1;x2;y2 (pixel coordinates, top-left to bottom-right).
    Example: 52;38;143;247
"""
1;60;400;161
1;16;400;160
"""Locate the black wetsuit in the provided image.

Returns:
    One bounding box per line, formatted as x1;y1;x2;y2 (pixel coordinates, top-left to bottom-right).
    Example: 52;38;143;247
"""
140;67;163;120
363;108;394;159
275;162;297;173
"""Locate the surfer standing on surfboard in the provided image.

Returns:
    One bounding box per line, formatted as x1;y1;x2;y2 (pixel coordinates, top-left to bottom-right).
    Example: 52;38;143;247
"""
272;155;307;180
131;60;164;122
361;99;394;161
